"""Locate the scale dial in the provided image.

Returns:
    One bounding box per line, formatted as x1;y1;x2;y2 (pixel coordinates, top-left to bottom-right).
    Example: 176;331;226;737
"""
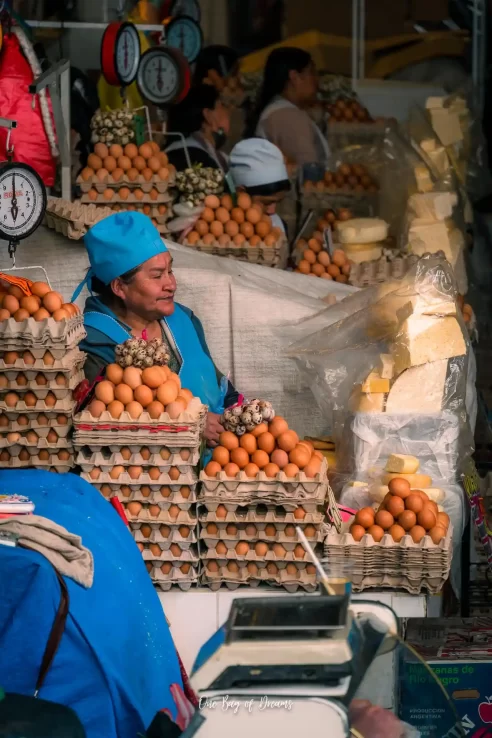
166;15;203;64
137;48;182;106
0;163;46;242
101;21;141;87
168;0;201;22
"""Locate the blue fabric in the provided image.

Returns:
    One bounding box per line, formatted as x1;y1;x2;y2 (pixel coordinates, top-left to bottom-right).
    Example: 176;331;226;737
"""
0;469;184;738
191;626;226;677
83;211;168;286
82;301;223;412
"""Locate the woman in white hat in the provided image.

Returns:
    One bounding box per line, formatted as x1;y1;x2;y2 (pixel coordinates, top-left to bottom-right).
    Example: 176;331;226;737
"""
229;138;291;235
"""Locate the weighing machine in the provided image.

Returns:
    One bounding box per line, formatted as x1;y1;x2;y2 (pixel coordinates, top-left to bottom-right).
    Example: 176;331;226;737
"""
185;591;400;737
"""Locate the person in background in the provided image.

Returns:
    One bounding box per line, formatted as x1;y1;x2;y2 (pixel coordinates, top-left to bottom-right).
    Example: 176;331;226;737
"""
193;45;240;88
247;47;329;170
165;85;231;173
75;212;239;446
229;138;291;235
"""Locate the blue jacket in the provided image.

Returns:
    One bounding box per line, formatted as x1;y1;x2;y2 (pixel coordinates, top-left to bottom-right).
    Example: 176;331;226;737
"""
80;296;238;412
0;469;185;738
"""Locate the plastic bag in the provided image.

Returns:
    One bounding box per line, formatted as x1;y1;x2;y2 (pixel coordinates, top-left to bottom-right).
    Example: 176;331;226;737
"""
166;203;204;236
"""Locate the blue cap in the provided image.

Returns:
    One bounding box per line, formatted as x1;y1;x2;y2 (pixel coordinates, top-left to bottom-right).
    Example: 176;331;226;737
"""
85;211;167;284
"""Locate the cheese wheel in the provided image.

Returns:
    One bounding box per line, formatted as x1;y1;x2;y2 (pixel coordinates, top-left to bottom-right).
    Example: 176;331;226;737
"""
382;472;432;488
385;454;420;474
336;218;389;245
342;245;383;264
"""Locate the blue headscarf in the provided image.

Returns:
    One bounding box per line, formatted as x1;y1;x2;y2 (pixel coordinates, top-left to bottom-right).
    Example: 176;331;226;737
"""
72;212;168;301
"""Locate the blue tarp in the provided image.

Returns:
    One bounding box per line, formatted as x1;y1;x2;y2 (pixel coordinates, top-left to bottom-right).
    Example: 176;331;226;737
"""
0;469;184;738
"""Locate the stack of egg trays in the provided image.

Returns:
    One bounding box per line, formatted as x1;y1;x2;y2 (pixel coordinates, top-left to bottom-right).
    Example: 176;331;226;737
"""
77;441;201;591
0;337;85;471
198;459;329;591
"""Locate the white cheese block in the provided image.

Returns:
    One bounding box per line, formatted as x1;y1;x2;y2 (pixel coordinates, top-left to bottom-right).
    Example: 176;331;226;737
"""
426;146;451;176
346;481;368;488
408;221;455;264
391;315;466;375
336;218;389;245
414;165;434;193
426;96;445;109
420;138;437;152
342;244;383;264
349;385;386;413
377;354;395;379
385;454;420;474
368;484;389;503
385;359;448;415
361;371;390;394
382;471;432;488
430;108;463;146
396;298;457;324
408;193;458;222
423;488;445;503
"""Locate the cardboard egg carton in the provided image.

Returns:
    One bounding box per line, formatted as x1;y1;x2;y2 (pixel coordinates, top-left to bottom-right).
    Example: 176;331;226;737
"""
324;526;452;553
0;315;85;346
139;529;197;554
0;369;84;400
199;499;320;514
102;485;196;507
0;415;71;436
198;507;324;525
74;398;205;431
120;495;196;516
110;203;173;223
80;189;171;205
0;395;76;415
0;434;73;452
201;460;328;495
81;467;196;487
347;572;448;595
348;254;419;287
183;237;285;268
201;561;316;593
77;174;173;194
151;566;199;592
0;453;74;471
0;348;85;373
76;447;200;469
203;542;323;564
130;514;197;542
199;522;323;546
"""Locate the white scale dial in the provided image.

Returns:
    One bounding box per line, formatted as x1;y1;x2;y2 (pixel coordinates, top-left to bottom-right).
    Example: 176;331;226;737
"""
0;164;46;242
167;16;202;63
115;24;140;86
137;49;181;105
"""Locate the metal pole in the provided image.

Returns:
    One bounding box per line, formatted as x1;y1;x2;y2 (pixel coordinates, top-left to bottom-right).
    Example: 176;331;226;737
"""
60;65;71;203
359;0;366;82
352;0;358;89
24;20;165;31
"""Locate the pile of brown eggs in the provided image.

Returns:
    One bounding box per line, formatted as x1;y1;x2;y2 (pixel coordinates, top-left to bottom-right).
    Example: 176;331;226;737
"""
82;142;170;184
304;164;379;194
185;193;283;249
204;420;325;480
326;97;372;124
87;363;194;421
350;478;450;545
0;282;79;323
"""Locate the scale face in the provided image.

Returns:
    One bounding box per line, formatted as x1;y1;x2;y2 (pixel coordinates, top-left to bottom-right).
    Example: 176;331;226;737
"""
169;0;201;22
166;15;203;63
101;21;141;87
0;163;46;242
137;47;183;105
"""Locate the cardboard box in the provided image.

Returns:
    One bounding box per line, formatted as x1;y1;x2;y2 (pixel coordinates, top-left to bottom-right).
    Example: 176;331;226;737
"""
400;618;492;736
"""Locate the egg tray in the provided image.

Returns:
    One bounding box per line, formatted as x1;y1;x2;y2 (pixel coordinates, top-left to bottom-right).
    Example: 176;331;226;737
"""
199;525;324;547
201;564;317;593
198;499;320;515
46;197;112;225
139;531;198;555
183;238;283;267
120;496;197;516
110;203;173;222
203;542;323;564
0;454;74;471
0;370;85;400
324;526;452;552
0;396;76;415
130;514;197;538
151;568;199;592
80;191;171;206
0;415;72;436
81;468;197;487
105;486;197;507
348;254;420;287
348;571;450;595
0;435;73;452
132;527;197;546
77;175;174;194
198;507;325;525
0;349;85;373
0;315;85;346
76;447;200;469
301;190;379;208
75;398;205;427
44;212;87;241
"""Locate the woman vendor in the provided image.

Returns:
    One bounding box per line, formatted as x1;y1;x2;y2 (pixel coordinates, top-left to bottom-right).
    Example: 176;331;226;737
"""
75;212;239;445
165;84;230;173
247;47;330;170
229;138;291;235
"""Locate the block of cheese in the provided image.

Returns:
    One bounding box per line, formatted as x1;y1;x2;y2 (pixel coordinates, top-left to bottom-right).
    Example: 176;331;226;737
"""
420;138;438;152
408;220;455;264
385;360;448;414
391;315;465;375
349;385;386;413
426;96;445;109
426;146;451;176
336;218;389;245
382;471;432;488
407;192;458;222
430;108;463;146
342;244;383;264
396;298;457;324
361;371;390;394
369;484;389;503
414;165;434;193
385;454;420;474
377;354;395;379
423;488;445;503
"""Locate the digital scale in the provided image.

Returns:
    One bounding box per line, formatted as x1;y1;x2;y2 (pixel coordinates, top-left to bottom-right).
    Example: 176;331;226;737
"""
186;593;399;738
101;21;141;88
136;46;191;106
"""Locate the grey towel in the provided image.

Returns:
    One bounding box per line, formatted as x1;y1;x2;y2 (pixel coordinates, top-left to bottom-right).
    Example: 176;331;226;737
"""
0;515;94;588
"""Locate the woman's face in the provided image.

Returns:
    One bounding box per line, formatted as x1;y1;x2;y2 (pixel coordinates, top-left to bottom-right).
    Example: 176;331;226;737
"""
112;252;177;321
203;100;231;136
292;62;318;106
251;191;286;216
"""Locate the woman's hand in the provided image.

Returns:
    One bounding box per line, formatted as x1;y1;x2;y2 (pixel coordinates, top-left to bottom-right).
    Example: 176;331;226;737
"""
205;412;225;447
349;700;405;738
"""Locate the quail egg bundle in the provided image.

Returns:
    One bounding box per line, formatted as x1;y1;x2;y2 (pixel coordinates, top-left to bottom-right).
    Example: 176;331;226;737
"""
222;398;274;436
175;166;224;207
115;337;170;369
90;108;135;147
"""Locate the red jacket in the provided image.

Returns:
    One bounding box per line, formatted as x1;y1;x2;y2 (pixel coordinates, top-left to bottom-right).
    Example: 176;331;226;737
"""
0;34;56;186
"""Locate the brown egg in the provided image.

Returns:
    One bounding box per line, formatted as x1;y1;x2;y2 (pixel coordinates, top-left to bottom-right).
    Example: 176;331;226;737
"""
256;431;274;454
251;423;268;438
27;430;40;443
375;510;394;530
273;543;286;558
207;561;219;574
5;392;19;408
236;541;249;556
88;400;106;418
388;523;406;542
211;446;229;468
388;478;411;498
0;308;10;321
417;508;436;531
89;467;101;480
127;501;143;517
289;446;311;470
17;414;30;426
276;430;298;453
205;461;222;477
265;563;278;576
354;508;374;528
255;542;268;556
408;525;426;544
350;524;366;542
283;463;300;478
168;467;180;481
166;400;187;419
217;431;237;451
167;505;180;521
14;373;26;387
240;462;257;479
437;512;450;530
237;434;255;456
215;505;227;519
398;510;417;531
215;207;230;224
224;462;240;478
159;525;171;538
367;524;385;542
141;486;152;498
95;380;115;405
232;234;245;247
216;541;227;555
147;401;164;419
18;449;30;461
248;450;267;470
268;417;289;439
264;462;280;478
294;544;306;559
237;193;252;210
24;392;37;407
107;400;124;419
386;496;405;518
41;351;54;366
3;295;19;314
203;194;220;209
57;415;68;425
405;494;424;514
42;292;63;314
230;447;249;470
113;383;133;405
120;367;141;391
19;295;40;315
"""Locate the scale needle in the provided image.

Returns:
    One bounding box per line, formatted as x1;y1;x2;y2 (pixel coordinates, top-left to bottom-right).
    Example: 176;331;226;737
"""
10;173;18;223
